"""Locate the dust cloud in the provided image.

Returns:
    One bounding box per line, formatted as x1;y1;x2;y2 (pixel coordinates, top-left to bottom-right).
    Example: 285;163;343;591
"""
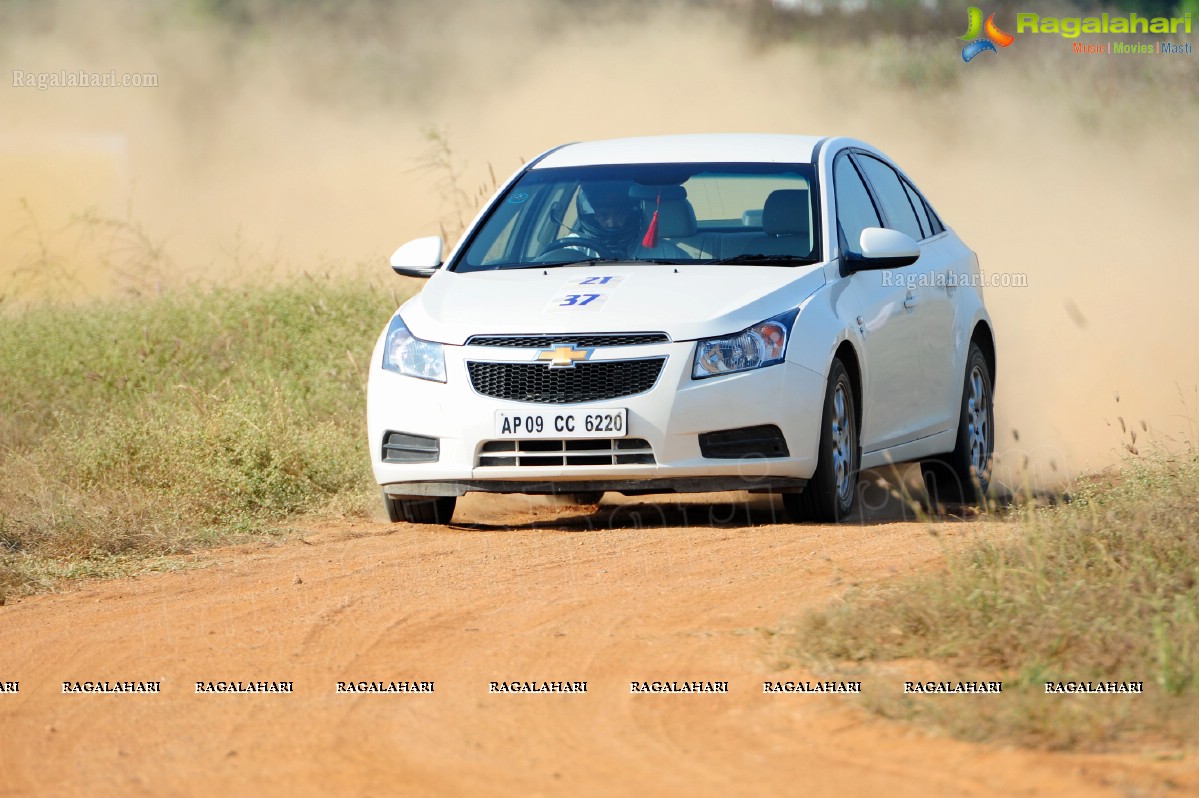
2;0;1196;479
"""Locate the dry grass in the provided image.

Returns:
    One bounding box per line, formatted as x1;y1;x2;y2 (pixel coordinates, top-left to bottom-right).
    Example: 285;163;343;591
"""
0;274;415;601
795;447;1199;749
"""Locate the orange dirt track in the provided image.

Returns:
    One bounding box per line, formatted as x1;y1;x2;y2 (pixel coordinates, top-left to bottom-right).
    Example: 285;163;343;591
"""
1;494;1194;797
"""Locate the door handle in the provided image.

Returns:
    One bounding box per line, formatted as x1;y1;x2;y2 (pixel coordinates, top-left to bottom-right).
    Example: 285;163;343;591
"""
903;292;917;310
945;270;957;294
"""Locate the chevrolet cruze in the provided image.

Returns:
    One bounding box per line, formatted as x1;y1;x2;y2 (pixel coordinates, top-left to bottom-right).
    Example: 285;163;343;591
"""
368;134;995;524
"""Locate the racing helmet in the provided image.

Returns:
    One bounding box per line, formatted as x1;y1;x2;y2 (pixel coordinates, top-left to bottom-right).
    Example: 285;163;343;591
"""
575;182;642;250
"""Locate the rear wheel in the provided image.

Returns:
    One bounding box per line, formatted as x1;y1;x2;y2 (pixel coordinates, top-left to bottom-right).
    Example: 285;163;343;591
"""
382;492;457;524
922;342;993;507
784;358;859;523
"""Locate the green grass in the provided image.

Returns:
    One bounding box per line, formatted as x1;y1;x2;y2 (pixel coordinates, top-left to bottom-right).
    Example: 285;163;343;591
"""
0;274;414;601
794;449;1199;750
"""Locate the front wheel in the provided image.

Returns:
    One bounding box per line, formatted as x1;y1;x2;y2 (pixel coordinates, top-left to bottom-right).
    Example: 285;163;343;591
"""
783;358;859;523
922;342;993;507
383;492;457;524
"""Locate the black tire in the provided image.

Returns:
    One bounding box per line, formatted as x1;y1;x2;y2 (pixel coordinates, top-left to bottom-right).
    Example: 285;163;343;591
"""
382;492;456;524
783;358;859;523
922;342;993;507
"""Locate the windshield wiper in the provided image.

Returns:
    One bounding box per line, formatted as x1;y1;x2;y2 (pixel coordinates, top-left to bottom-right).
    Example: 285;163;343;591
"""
508;256;684;270
708;254;820;265
508;258;627;270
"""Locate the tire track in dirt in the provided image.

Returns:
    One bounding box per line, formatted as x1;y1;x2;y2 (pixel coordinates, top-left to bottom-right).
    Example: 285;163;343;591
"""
0;497;1194;797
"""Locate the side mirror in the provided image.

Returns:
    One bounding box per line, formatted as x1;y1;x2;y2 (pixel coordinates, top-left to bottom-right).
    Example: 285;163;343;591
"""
390;236;443;278
844;227;920;272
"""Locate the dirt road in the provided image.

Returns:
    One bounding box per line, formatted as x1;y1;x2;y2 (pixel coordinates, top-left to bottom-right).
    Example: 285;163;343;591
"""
0;494;1193;797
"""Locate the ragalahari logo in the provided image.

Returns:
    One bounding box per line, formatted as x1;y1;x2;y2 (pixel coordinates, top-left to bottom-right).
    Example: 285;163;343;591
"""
960;7;1015;62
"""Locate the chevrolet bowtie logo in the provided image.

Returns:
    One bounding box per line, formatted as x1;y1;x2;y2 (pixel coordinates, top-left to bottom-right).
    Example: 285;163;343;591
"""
536;344;592;369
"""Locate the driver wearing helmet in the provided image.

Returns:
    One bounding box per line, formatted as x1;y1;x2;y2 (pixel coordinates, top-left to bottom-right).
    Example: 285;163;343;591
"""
571;182;642;259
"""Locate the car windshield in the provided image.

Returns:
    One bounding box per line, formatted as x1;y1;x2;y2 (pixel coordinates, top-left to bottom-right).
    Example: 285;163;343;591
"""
453;162;820;272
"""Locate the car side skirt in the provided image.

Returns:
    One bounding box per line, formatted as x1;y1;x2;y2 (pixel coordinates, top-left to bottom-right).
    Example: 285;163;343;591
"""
860;429;956;470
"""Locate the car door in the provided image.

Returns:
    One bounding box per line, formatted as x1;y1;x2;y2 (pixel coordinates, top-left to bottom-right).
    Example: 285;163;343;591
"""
832;152;924;453
853;153;957;441
900;175;973;436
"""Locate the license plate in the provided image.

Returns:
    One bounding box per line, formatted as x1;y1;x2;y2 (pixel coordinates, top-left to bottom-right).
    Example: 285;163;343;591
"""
494;408;628;439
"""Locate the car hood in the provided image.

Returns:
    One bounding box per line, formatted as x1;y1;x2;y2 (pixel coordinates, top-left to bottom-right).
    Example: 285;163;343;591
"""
399;264;828;345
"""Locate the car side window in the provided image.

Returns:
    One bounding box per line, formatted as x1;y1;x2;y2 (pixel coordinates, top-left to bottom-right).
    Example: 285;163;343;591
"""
833;155;880;257
904;177;947;237
902;180;931;239
854;154;924;242
922;195;946;235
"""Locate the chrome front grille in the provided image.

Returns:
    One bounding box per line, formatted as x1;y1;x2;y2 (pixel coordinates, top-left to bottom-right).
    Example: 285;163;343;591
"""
467;333;669;348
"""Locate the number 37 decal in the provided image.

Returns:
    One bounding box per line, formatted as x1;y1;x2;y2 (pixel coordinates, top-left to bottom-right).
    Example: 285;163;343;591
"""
559;293;601;306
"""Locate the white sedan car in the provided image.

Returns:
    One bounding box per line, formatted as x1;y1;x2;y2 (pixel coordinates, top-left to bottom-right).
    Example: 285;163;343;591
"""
368;134;995;524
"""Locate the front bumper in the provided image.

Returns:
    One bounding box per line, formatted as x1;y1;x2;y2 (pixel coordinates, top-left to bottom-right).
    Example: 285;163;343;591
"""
367;338;826;497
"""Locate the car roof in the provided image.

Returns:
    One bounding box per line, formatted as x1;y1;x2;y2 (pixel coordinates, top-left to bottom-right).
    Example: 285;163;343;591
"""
534;134;828;168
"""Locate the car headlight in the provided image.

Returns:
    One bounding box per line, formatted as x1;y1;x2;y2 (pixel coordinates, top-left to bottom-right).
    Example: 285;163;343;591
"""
382;314;446;382
692;309;799;380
